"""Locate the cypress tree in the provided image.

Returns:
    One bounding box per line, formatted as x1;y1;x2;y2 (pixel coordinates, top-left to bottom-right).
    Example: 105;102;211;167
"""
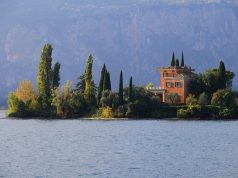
52;62;61;89
175;59;179;67
181;51;184;67
97;64;106;103
103;70;108;91
118;70;123;105
103;70;112;92
84;54;96;105
37;43;53;110
107;72;111;91
128;76;133;102
171;52;175;66
218;60;226;89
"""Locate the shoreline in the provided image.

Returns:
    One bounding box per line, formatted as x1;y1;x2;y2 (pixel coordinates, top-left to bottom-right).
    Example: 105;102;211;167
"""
3;117;238;121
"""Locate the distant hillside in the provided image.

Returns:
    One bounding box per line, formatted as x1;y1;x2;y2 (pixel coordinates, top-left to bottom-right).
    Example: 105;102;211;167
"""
1;0;238;104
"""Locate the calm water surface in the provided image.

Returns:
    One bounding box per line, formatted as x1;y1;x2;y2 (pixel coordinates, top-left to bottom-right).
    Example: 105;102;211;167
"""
0;116;238;177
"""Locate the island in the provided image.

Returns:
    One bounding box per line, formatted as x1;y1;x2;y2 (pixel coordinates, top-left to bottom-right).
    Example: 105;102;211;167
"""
7;43;238;119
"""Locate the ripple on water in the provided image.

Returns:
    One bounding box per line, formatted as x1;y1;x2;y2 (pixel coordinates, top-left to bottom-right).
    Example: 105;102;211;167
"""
0;119;238;177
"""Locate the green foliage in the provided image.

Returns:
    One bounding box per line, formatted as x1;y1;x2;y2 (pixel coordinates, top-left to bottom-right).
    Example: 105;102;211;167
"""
118;70;124;105
51;81;72;118
218;107;233;119
51;80;88;118
186;94;198;106
107;72;111;91
203;69;220;94
7;92;35;118
36;43;53;114
100;90;118;108
103;71;111;91
128;76;133;102
97;64;112;106
198;92;210;105
165;93;180;104
170;52;175;66
211;89;234;107
181;51;184;66
8;92;19;114
177;108;190;118
97;64;106;104
125;87;161;118
52;62;61;89
203;68;234;94
68;92;87;117
187;74;207;96
75;74;85;93
177;105;201;119
177;105;234;119
218;60;226;89
83;54;96;106
114;105;127;118
188;61;234;96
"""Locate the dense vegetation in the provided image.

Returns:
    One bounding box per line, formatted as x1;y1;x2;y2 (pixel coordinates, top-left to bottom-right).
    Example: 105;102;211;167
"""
7;44;238;119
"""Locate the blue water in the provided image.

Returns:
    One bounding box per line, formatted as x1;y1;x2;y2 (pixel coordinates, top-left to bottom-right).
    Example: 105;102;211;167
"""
0;117;238;177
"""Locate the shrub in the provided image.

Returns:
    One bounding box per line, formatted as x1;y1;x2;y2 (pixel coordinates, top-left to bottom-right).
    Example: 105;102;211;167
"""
165;93;180;104
218;107;233;119
96;106;113;118
176;105;201;119
186;94;198;106
8;92;19;114
198;92;210;105
177;108;190;118
211;89;233;107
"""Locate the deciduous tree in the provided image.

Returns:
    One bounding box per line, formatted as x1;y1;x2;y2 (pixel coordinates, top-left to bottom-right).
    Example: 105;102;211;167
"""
37;43;53;111
16;80;35;103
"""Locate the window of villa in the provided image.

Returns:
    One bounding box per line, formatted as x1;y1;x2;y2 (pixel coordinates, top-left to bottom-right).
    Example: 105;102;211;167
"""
164;73;168;77
175;82;182;88
166;82;171;88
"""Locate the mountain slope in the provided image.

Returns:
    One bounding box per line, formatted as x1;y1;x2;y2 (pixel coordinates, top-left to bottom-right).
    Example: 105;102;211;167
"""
1;0;238;103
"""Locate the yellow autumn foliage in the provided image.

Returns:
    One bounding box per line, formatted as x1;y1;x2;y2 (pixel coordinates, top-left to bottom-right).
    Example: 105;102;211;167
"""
15;80;36;102
101;106;113;118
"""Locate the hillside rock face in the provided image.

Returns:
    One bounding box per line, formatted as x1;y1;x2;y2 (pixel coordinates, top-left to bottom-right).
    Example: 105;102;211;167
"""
1;0;238;103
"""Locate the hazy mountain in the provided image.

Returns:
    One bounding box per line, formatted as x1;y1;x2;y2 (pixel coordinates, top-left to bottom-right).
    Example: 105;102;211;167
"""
1;0;238;104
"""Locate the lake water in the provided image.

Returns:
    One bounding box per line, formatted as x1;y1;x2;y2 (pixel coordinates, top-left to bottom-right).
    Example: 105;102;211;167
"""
0;117;238;177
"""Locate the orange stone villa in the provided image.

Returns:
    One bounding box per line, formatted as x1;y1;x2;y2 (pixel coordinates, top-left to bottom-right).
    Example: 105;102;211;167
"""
148;54;196;104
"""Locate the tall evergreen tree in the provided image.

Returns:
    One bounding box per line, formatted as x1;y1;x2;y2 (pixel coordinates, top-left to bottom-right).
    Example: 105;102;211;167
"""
52;62;61;89
170;52;175;66
181;51;184;67
37;43;53;110
107;72;111;91
128;76;133;102
218;60;226;89
103;70;112;92
118;70;124;105
97;64;106;103
175;59;179;67
84;54;96;105
103;70;108;91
